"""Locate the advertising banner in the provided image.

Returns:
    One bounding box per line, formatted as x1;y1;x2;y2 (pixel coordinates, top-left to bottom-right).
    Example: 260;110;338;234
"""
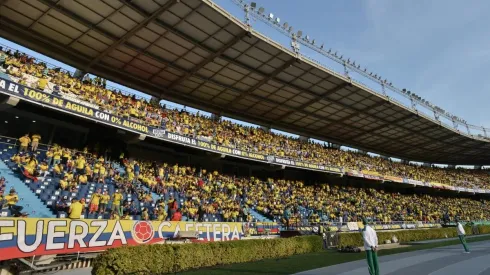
384;175;404;183
0;77;345;175
0;76;486;195
361;170;383;180
0;218;243;261
346;170;364;178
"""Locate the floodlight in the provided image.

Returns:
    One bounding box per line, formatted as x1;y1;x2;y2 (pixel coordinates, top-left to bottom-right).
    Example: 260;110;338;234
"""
275;17;280;24
251;2;257;8
258;7;264;14
269;13;274;20
320;44;324;49
288;26;293;33
297;30;303;37
347;58;350;63
283;22;288;29
311;39;315;45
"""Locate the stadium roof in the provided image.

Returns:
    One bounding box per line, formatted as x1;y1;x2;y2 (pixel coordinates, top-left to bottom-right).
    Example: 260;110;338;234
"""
1;0;489;165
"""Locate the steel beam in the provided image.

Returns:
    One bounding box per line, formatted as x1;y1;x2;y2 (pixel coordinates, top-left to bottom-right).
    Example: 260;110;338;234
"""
86;0;177;68
276;82;349;121
168;30;248;89
28;0;61;30
232;58;297;106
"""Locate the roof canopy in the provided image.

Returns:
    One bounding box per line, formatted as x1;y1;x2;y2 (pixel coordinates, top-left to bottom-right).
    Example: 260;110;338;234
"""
1;0;489;165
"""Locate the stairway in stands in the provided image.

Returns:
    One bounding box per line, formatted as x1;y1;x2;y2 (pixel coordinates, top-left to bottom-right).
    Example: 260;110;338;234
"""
249;208;273;223
0;139;53;218
0;137;146;219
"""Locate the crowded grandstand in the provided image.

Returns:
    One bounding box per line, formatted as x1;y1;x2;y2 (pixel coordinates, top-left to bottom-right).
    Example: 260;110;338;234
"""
1;45;489;225
0;0;489;273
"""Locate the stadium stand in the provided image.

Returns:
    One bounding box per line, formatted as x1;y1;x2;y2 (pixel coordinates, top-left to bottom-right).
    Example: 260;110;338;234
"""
0;47;490;227
0;47;489;192
1;132;490;227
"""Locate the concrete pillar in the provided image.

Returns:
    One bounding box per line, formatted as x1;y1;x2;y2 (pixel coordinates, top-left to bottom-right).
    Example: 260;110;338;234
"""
299;135;309;142
48;125;57;145
330;143;341;149
211;113;221;121
261;125;271;132
73;69;86;80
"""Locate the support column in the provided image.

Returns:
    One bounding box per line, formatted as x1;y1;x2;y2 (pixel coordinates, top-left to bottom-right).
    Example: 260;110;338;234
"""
48;125;57;145
211;113;221;122
73;69;86;80
261;125;271;132
299;135;309;142
330;143;341;149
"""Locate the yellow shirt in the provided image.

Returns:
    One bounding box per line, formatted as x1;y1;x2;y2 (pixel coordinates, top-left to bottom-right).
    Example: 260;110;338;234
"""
112;193;123;205
78;175;87;184
53;151;62;160
100;194;110;204
5;194;18;205
19;136;30;147
69;202;83;219
54;165;62;174
60;179;68;189
91;193;101;205
38;78;48;89
31;134;41;142
93;163;101;173
76;158;85;169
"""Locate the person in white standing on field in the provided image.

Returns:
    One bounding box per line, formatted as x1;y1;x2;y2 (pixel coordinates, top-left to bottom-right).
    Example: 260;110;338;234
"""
361;218;380;275
456;218;470;253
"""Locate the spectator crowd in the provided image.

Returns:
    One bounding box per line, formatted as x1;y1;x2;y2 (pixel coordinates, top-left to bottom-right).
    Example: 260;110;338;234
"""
2;46;490;225
1;47;490;191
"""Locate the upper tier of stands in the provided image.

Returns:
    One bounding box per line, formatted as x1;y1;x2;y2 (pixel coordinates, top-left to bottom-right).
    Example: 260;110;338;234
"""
1;135;490;226
0;47;489;191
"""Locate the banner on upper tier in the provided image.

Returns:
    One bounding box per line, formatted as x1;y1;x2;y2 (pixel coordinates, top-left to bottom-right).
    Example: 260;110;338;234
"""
383;175;404;183
273;157;343;173
0;218;243;261
346;170;364;178
0;77;344;174
362;170;384;181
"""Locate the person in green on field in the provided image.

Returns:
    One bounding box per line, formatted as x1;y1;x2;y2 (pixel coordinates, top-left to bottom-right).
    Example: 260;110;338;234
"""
456;219;470;253
361;218;380;275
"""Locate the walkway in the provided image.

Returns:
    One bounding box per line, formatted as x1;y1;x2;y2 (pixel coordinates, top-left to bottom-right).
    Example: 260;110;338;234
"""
295;240;490;275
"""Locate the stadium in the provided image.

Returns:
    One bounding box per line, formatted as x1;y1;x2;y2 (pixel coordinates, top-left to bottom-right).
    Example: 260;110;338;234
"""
0;0;489;274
